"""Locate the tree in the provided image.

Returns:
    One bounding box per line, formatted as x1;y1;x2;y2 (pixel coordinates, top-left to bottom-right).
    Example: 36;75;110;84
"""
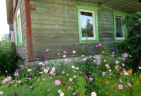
116;12;141;72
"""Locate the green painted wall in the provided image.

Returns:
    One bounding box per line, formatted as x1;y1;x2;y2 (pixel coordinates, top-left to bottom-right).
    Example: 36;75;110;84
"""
30;0;121;59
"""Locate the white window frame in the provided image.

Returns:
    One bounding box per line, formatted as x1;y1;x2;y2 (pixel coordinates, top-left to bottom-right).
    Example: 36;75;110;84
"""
80;9;96;40
116;15;125;40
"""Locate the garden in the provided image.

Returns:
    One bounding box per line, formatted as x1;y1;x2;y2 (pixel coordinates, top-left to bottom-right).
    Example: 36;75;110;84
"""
0;12;141;96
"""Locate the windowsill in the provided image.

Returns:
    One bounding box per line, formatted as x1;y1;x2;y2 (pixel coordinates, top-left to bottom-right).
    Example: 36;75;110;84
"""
79;39;99;43
115;39;125;42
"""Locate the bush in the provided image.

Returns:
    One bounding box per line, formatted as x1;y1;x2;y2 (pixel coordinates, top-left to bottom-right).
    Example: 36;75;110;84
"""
116;12;141;73
0;39;18;76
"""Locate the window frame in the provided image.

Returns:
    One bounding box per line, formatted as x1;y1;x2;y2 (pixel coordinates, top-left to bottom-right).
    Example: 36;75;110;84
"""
113;11;127;42
17;8;23;46
14;21;18;47
76;5;99;43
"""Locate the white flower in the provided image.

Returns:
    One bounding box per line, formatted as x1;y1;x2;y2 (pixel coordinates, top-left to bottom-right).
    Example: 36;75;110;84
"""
41;67;45;69
45;62;48;64
52;67;55;70
63;55;66;58
75;67;79;70
81;55;85;57
57;52;60;55
72;66;75;68
44;69;48;73
58;89;62;93
91;92;97;96
39;62;43;65
93;60;96;62
109;70;111;72
28;69;32;72
74;71;76;72
74;75;77;78
138;67;141;69
60;92;64;96
0;91;3;95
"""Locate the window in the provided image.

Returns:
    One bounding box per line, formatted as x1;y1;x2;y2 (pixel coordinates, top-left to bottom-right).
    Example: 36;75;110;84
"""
76;5;99;43
14;22;18;46
17;9;23;46
113;11;127;42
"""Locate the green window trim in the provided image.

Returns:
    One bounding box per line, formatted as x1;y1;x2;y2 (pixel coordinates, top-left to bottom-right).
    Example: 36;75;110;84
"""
76;5;99;43
113;11;127;42
14;22;18;47
17;9;23;46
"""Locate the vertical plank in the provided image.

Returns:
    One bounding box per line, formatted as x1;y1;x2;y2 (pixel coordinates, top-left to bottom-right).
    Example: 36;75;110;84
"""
25;0;33;61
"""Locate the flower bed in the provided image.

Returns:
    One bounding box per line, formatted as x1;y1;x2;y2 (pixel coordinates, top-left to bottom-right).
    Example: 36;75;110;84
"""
0;44;141;96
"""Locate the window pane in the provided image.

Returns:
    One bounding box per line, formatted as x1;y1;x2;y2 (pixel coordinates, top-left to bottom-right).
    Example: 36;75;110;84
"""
81;11;94;37
116;17;123;37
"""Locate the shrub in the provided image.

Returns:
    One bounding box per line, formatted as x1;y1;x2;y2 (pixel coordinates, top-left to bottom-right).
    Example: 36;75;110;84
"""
0;39;18;76
116;12;141;73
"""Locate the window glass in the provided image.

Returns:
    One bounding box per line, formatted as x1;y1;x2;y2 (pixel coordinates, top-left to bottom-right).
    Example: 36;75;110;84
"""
116;17;123;37
81;11;94;38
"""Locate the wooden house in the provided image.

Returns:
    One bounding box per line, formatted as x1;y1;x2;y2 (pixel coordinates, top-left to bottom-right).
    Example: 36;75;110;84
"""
6;0;141;61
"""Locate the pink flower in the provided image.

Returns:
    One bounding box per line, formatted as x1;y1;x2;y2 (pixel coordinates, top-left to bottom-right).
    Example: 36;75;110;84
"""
73;93;76;95
99;44;101;46
69;78;72;81
73;50;76;54
2;78;8;83
96;45;98;47
127;82;131;86
124;52;128;57
29;78;31;80
97;62;100;65
115;65;119;70
14;72;18;76
83;58;87;61
102;51;104;53
118;84;123;89
58;64;61;65
30;86;32;88
119;79;122;82
35;77;36;78
39;72;43;74
50;70;55;75
112;55;114;57
62;71;65;74
84;75;88;78
102;72;106;76
68;86;71;89
104;60;107;62
64;59;68;61
47;67;50;70
122;63;125;66
55;80;61;85
123;71;129;75
42;64;45;66
97;67;99;69
67;74;69;76
125;85;128;87
105;64;110;69
112;52;115;54
46;49;49;51
18;80;21;84
89;77;93;81
64;51;67;54
7;76;12;81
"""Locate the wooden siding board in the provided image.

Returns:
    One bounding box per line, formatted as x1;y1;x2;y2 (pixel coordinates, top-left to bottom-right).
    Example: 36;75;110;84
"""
30;0;116;59
13;0;29;59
